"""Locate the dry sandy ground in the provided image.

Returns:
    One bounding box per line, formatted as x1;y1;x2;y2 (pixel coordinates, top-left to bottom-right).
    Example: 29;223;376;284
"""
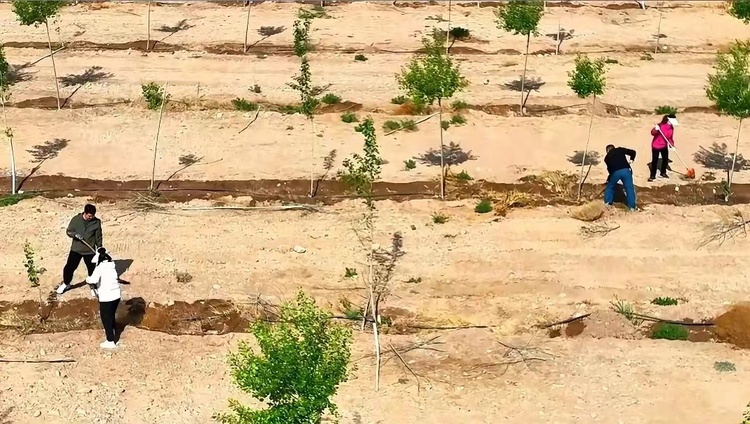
0;197;748;328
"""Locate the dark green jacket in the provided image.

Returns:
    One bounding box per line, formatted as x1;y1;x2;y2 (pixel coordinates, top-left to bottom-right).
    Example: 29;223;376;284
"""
66;213;103;255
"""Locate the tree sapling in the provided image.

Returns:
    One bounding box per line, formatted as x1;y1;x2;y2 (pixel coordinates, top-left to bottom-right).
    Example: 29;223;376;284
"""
23;241;46;320
0;47;17;194
568;54;607;200
12;0;64;110
397;36;468;199
706;41;750;202
496;0;544;114
149;82;169;191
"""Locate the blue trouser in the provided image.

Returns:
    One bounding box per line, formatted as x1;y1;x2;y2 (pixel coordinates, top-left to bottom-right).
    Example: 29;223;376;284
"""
604;168;636;210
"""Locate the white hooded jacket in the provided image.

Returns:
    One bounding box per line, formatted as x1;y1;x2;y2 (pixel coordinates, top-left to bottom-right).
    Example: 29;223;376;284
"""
86;259;121;302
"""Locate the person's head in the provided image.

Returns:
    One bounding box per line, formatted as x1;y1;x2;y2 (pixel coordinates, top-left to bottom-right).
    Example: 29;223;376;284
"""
82;204;96;221
96;247;112;264
660;113;678;127
606;144;615;153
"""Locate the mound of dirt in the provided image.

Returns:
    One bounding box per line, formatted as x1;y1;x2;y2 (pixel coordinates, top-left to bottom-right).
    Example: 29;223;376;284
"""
570;200;606;222
714;304;750;348
578;310;643;340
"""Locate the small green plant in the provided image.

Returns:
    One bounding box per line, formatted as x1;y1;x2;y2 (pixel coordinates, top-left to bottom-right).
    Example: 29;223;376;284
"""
338;117;382;209
232;98;258;111
142;82;169;110
641;53;654;61
651;322;689;340
400;119;417;132
298;5;331;20
354;53;368;62
406;276;422;284
341;111;358;123
713;361;736;372
344;267;357;278
610;299;644;325
455;170;473;181
279;104;300;115
651;296;678;306
391;95;408;105
431;212;449;224
441;120;450;130
339;298;363;320
292;16;312;57
251;84;262;94
0;193;30;207
603;57;619;64
214;291;352;424
321;93;341;105
474;199;493;214
655;105;677;115
450;114;467;125
404;159;416;170
174;270;193;283
451;100;469;110
729;0;750;23
383;120;401;131
23;241;46;288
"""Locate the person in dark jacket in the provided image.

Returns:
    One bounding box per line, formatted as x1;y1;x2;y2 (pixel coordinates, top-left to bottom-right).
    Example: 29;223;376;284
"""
604;144;637;211
56;204;103;295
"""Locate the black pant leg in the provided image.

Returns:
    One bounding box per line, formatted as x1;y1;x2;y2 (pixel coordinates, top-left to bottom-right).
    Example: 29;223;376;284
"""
82;255;96;276
660;148;670;175
650;148;660;179
99;299;120;342
62;251;83;285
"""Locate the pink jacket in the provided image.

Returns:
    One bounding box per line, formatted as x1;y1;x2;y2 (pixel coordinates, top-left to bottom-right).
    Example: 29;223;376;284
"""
651;122;674;150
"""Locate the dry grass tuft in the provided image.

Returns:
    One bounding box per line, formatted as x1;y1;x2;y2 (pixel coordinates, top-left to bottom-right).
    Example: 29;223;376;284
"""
522;170;578;201
570;200;606;222
491;190;535;217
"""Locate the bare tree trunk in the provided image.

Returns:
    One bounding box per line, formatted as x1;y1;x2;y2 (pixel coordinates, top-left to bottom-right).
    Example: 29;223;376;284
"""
44;21;61;111
520;32;530;114
367;214;380;391
728;118;743;201
654;8;662;54
577;94;596;201
555;19;561;55
243;1;251;53
0;92;15;194
146;0;152;51
309;117;315;197
446;0;452;55
438;98;446;199
150;83;169;192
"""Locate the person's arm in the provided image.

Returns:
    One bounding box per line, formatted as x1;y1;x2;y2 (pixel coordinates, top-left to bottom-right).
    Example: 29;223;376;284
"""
95;222;103;249
66;216;78;239
651;125;660;137
624;148;637;161
86;265;101;288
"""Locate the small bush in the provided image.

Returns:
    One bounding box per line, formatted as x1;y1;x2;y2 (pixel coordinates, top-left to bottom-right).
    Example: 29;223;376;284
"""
655;105;677;115
604;57;619;64
341;112;358;123
455;170;473;181
321;93;341;105
391;95;408;105
641;53;654;61
174;270;193;283
441;120;450;130
450;26;471;40
404;159;416;170
279;104;300;115
232;98;258;111
400;119;417;132
142;82;168;110
344;267;357;278
0;193;31;207
450;114;467;125
431;212;449;224
474;199;493;214
354;53;368;62
451;100;469;110
651;296;678;306
383;120;401;131
651;323;689;340
251;84;262;94
714;361;736;372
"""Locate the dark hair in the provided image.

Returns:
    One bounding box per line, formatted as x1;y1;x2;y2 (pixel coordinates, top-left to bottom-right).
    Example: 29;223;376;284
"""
97;247;112;263
84;204;97;215
660;113;677;124
606;144;615;151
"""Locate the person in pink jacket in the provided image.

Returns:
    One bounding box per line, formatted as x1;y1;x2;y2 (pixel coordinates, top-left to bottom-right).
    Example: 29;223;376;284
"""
649;113;678;182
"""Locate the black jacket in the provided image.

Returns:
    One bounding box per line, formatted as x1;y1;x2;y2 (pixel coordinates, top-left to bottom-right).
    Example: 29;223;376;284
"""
66;213;103;255
604;147;636;174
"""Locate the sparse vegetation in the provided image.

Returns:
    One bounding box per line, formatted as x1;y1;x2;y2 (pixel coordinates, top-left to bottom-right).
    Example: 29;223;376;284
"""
450;114;467;125
641;53;654;61
431;212;449;224
344;267;357;279
341;111;358;123
0;193;30;207
651;296;678;306
729;0;750;23
451;100;469;110
174;270;193;283
403;159;416;170
400;119;417;132
321;93;342;105
693;142;750;171
354;53;368;62
391;95;407;105
383;120;401;131
298;5;332;20
603;57;619;64
713;361;736;372
23;241;45;288
655;105;677;115
474;199;493;214
455;170;473;181
232;98;258;111
142;82;169;110
651;322;689;341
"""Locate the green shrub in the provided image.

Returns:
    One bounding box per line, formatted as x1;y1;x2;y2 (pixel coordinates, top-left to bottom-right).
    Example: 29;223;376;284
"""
450;114;467;125
142;82;168;110
404;159;416;170
340;112;358;123
651;323;689;340
456;170;473;181
279;104;300;115
441;120;450;130
321;93;342;105
651;296;678;306
354;53;368;61
400;119;417;132
0;193;31;207
654;105;677;115
232;98;259;111
431;212;449;224
391;95;407;105
383;120;401;131
344;267;357;278
449;26;471;40
451;100;469;110
474;199;493;214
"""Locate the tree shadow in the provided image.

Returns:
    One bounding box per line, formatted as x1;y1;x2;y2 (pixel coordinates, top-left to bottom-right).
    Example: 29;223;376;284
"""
311;149;336;197
693;142;750;171
567;150;601;166
647;158;673;175
5;64;33;85
18;138;69;191
503;76;546;110
59;66;113;108
152;19;194;49
155;154;222;190
114;296;146;343
249;25;286;49
415;142;477;167
115;259;134;281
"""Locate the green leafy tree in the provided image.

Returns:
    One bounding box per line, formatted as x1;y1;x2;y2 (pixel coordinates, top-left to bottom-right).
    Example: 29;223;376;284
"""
706;40;750;201
396;36;468;199
339;117;382;210
729;0;750;23
293;17;312;57
214;291;352;424
12;0;64;110
0;47;16;194
567;54;607;200
496;0;544;114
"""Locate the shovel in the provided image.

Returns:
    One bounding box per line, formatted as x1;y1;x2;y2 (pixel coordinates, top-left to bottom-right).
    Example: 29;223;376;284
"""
656;126;695;179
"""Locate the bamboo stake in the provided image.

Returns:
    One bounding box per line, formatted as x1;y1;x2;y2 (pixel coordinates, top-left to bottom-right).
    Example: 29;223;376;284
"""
446;0;452;55
654;7;663;54
309;118;315;197
438;99;445;199
577;94;596;201
555;18;561;55
44;20;61;111
243;1;251;53
0;90;15;194
146;0;152;51
149;82;169;192
728;119;744;202
368;239;380;391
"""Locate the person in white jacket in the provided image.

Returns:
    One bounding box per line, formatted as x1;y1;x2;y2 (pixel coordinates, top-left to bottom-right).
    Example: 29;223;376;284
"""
86;247;121;349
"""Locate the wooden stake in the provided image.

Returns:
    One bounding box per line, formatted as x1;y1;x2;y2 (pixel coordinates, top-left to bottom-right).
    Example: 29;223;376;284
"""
728;118;744;202
368;250;380;391
309;118;315;197
577;94;596;201
243;1;251;54
520;32;531;115
44;20;61;111
438;99;445;199
555;19;561;55
146;0;152;51
446;0;452;55
654;8;663;54
149;82;169;192
0;84;15;195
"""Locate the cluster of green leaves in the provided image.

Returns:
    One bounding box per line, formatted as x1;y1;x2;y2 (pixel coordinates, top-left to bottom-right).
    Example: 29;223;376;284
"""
650;322;688;341
650;296;678;306
11;0;63;27
292;17;312;57
567;55;607;99
338;117;382;209
214;291;352;424
495;0;544;36
142;82;169;110
23;241;46;288
396;36;468;107
287;58;319;119
654;105;677;115
232;98;258;111
706;41;750;120
0;46;9;94
729;0;750;24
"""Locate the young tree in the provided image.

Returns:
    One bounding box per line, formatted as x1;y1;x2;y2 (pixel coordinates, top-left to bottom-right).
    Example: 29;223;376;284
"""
706;41;750;201
568;54;607;200
289;17;318;197
729;0;750;23
12;0;64;111
496;0;544;114
0;47;16;195
214;291;352;424
397;36;468;199
149;82;169;191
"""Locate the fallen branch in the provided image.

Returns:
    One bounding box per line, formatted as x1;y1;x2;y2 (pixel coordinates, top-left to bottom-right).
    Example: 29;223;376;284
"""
238;106;262;134
580;222;620;238
22;46;67;69
629;312;714;326
698;209;749;248
384;112;439;136
389;342;423;392
0;357;75;363
157;157;223;190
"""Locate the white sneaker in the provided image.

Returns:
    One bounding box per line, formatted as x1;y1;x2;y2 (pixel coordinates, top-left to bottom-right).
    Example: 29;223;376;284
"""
56;283;68;295
99;341;116;349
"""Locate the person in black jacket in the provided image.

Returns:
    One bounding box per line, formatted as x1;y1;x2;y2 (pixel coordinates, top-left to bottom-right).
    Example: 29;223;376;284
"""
56;204;103;295
603;144;637;211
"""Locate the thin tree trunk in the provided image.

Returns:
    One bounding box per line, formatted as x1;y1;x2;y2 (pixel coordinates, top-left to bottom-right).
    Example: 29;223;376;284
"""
309;117;315;197
243;1;251;53
654;8;662;54
727;118;743;202
577;94;596;201
446;0;452;55
438;99;445;199
146;0;152;51
367;215;380;391
520;32;530;114
150;82;169;192
555;19;561;55
0;94;15;194
44;21;61;111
